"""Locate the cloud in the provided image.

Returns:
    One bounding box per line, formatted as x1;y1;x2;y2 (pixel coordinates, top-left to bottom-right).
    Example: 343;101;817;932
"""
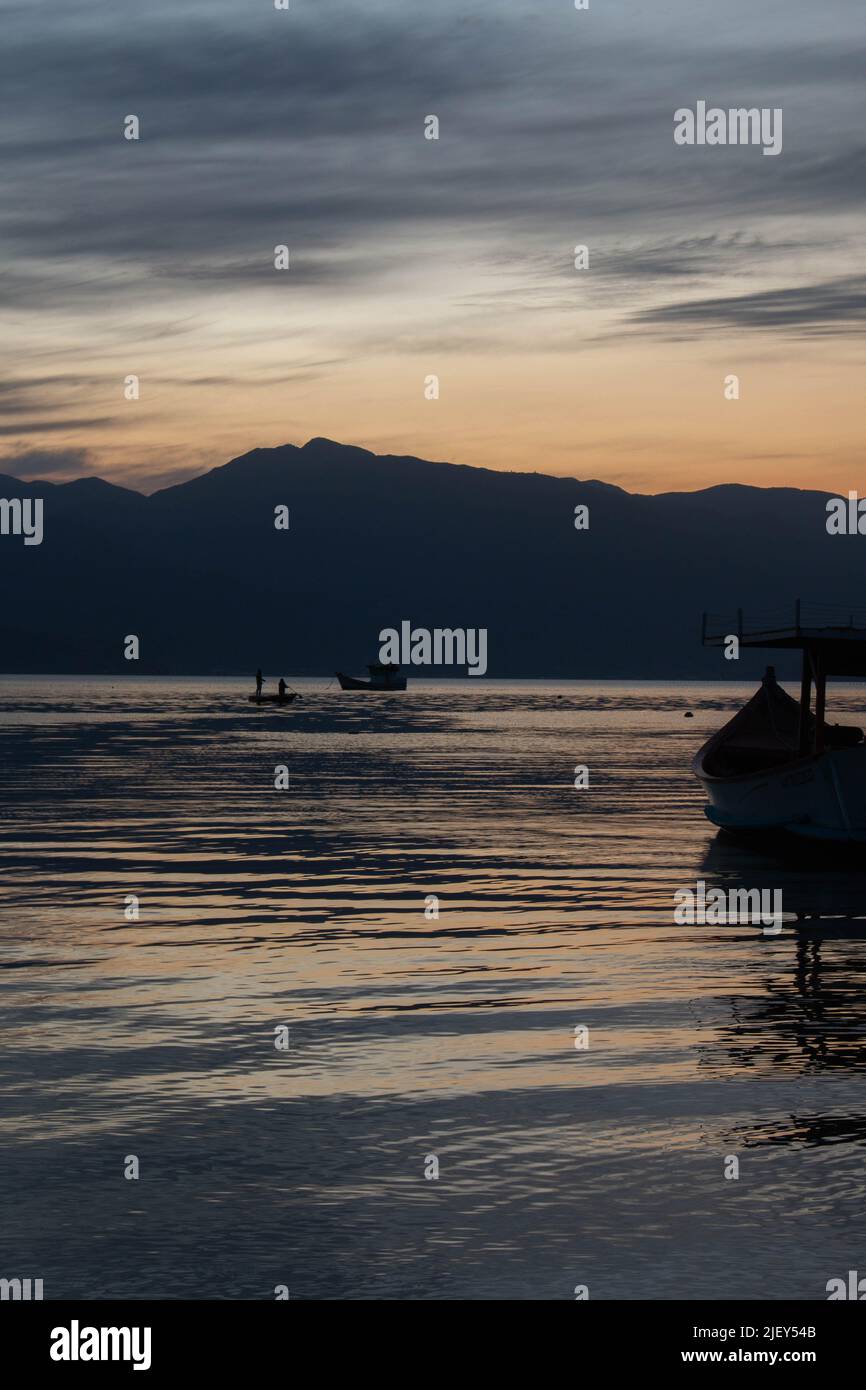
0;0;864;474
0;447;92;479
0;419;116;436
629;274;866;337
1;5;864;301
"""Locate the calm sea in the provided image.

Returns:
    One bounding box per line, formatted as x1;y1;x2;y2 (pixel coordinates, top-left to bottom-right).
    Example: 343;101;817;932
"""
1;676;866;1300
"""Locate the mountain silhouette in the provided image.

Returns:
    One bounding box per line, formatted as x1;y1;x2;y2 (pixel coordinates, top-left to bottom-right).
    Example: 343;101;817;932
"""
0;437;858;677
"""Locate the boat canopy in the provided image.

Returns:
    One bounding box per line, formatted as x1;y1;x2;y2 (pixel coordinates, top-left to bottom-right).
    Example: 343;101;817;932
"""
702;602;866;676
699;668;862;778
701;601;866;756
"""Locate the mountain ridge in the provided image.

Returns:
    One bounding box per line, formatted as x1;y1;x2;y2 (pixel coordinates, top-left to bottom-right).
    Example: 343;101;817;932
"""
0;438;855;678
0;437;836;504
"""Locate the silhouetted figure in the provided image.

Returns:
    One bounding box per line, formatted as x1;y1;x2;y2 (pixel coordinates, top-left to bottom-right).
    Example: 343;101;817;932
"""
278;678;287;697
255;668;263;697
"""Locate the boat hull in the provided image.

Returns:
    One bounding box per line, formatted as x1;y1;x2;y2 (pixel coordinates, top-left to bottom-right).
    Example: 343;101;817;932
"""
247;693;298;705
336;671;407;691
695;744;866;845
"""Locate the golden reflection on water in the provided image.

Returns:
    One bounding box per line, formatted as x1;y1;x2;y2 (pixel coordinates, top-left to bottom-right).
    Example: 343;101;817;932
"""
2;677;866;1296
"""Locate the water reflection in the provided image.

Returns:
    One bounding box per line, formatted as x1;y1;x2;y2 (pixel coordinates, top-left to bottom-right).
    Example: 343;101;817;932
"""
697;827;866;1173
2;678;866;1298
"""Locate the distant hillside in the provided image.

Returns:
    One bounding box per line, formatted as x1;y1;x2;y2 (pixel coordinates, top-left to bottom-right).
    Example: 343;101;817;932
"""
0;437;858;677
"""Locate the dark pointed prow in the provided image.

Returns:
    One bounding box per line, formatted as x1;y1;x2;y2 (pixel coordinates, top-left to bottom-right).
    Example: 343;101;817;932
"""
695;602;866;844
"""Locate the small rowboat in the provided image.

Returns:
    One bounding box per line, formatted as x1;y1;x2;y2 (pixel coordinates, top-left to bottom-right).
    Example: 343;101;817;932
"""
247;692;299;705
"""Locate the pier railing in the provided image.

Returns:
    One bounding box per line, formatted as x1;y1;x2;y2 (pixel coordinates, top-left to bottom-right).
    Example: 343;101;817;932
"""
702;601;866;647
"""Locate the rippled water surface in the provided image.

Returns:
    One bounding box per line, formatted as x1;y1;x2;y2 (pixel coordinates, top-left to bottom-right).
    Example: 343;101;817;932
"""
2;676;866;1300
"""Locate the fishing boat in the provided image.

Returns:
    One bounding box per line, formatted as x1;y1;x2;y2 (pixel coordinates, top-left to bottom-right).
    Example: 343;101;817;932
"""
247;692;299;705
336;663;407;691
694;602;866;844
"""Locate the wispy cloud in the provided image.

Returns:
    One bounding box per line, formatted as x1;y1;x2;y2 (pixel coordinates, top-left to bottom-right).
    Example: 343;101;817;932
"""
1;0;863;487
0;446;92;478
630;274;866;337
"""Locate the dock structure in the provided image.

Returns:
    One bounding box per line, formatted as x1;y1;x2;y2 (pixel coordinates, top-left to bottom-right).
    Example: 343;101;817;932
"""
701;601;866;757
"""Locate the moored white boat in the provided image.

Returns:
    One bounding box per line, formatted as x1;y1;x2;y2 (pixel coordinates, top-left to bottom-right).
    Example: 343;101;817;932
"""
694;671;866;842
695;604;866;845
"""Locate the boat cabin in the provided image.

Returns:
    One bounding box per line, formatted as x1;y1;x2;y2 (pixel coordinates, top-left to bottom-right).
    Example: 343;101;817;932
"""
701;601;866;774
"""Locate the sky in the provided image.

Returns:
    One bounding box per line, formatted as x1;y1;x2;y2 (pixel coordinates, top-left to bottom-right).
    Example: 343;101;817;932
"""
0;0;863;494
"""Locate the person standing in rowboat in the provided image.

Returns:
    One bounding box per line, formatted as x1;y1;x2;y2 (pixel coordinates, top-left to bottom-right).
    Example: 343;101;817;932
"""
278;678;287;698
255;668;263;698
